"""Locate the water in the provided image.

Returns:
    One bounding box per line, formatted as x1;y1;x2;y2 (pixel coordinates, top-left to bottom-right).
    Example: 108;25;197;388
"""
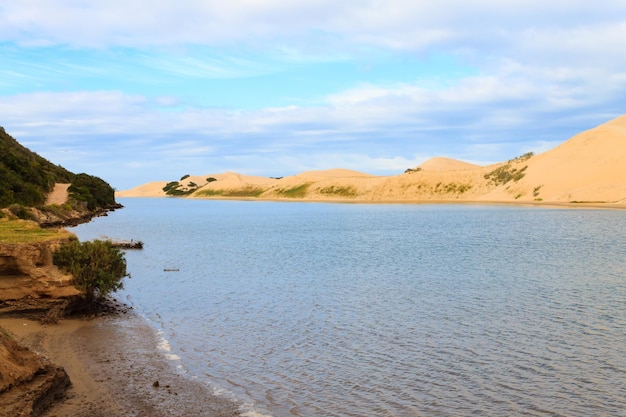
71;198;626;416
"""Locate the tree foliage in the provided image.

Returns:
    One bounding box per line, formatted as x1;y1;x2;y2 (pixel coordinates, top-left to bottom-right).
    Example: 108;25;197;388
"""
68;173;116;210
0;126;117;210
53;240;129;301
0;127;73;207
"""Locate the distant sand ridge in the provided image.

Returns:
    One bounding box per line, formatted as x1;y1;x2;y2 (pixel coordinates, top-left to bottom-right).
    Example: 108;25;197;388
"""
117;115;626;205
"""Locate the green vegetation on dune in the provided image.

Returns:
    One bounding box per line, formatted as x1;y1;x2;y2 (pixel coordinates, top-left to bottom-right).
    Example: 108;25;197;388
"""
484;164;528;186
319;185;358;197
195;186;264;198
275;183;311;198
483;152;534;187
433;182;473;194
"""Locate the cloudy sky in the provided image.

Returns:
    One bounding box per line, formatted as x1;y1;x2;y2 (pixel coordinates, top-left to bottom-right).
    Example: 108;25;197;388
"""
1;1;625;190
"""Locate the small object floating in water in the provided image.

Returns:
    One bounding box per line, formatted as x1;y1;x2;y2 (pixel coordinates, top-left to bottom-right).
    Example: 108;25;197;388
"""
109;239;144;249
164;268;180;272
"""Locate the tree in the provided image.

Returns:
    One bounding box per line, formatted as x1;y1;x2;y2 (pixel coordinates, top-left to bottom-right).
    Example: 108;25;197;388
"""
53;240;129;302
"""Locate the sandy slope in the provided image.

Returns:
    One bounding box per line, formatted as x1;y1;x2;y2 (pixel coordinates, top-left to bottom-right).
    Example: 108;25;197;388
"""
418;157;481;171
116;181;168;197
117;115;626;205
45;183;70;205
517;114;626;202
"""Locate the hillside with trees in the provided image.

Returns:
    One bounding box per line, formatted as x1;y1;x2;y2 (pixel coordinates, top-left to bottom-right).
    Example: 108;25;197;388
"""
0;126;118;221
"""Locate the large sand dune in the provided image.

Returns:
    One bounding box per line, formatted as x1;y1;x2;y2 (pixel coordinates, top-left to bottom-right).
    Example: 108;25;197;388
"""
117;115;626;206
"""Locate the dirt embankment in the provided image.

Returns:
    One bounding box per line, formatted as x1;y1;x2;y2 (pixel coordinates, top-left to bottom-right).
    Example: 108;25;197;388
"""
0;331;70;417
0;238;80;318
0;237;79;416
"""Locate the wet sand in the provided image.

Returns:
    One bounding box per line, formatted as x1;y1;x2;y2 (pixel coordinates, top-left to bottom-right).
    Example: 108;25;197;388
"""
0;312;241;417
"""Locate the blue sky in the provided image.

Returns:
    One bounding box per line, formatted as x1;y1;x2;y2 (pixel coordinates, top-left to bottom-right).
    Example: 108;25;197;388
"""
1;1;625;190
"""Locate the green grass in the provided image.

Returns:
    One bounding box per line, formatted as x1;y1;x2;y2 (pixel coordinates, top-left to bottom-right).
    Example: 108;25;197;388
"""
508;152;534;163
195;186;264;198
484;164;528;186
0;218;74;244
319;185;358;197
433;182;472;194
275;184;311;198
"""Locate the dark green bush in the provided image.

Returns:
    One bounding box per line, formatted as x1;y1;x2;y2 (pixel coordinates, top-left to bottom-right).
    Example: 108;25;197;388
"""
8;204;34;220
68;173;116;210
53;240;129;301
163;178;202;196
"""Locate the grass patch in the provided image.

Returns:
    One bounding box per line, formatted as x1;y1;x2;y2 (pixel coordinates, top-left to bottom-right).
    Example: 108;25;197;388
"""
275;184;311;198
484;152;534;186
433;182;472;194
484;164;528;186
196;186;264;198
0;218;74;244
319;185;358;197
509;152;534;163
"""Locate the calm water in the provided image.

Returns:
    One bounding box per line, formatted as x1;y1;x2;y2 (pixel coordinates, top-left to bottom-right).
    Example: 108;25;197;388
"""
71;198;626;416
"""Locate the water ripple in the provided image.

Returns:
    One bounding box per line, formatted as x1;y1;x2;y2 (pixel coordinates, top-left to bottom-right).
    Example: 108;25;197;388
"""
72;200;626;417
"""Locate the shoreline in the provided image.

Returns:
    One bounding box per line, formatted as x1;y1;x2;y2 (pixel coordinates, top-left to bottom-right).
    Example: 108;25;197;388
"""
0;309;242;417
117;194;626;210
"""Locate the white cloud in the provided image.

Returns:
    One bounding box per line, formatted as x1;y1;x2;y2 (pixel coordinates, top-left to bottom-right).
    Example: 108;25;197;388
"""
2;1;626;54
2;56;622;190
2;1;626;188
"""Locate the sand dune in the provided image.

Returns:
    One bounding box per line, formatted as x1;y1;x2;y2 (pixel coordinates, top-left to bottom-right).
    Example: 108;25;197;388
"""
293;168;375;179
418;157;481;171
116;181;168;197
117;115;626;206
516;115;626;202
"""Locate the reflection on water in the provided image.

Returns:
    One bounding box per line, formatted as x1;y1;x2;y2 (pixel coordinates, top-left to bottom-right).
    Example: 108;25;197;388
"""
72;199;626;416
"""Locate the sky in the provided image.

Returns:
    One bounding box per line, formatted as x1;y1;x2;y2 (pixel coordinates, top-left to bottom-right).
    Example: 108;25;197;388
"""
1;1;626;190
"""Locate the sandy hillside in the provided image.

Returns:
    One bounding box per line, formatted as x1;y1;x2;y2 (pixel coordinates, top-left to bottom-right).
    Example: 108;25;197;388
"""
191;172;278;197
116;181;168;197
418;157;481;171
522;114;626;202
291;168;375;179
480;114;626;203
117;114;626;205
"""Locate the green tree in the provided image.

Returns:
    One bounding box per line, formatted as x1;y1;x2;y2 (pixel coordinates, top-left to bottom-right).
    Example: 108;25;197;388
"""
53;240;129;301
68;173;116;210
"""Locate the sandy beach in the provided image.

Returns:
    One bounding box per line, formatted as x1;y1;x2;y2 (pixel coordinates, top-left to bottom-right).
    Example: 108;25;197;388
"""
0;309;242;417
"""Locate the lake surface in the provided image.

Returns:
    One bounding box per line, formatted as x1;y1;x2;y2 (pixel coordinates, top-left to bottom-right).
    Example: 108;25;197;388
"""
71;198;626;416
